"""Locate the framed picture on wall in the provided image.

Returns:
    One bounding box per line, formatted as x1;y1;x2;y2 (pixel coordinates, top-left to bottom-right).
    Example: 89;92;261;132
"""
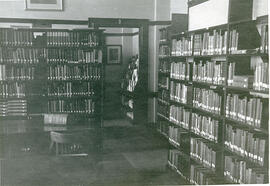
107;45;122;65
25;0;63;11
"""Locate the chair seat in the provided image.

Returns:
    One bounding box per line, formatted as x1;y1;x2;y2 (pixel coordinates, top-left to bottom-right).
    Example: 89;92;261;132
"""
50;130;95;156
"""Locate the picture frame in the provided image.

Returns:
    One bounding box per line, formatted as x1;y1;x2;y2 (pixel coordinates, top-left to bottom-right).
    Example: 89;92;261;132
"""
107;45;122;65
25;0;63;11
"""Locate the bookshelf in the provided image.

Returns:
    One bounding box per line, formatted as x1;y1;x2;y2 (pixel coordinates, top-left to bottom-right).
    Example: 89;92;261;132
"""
157;0;269;184
0;27;105;130
120;55;139;122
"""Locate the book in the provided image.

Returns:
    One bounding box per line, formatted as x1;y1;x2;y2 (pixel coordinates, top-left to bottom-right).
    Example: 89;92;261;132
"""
169;105;190;130
46;31;101;47
191;112;219;143
260;24;268;54
192;60;226;85
0;48;45;64
47;64;101;80
168;126;189;150
47;99;95;114
168;149;190;179
190;137;221;170
47;48;102;64
0;99;27;116
159;45;170;57
193;87;221;114
170;61;190;81
225;124;267;166
159;60;170;73
226;94;268;129
170;81;192;104
44;113;68;125
0;28;33;47
171;36;193;56
253;62;269;91
47;81;95;97
224;155;267;184
193;29;227;56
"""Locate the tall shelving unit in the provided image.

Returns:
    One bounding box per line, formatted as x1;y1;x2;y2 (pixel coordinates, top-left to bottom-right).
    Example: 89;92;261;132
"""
0;28;47;119
120;55;140;122
45;29;105;126
0;25;106;155
157;0;269;184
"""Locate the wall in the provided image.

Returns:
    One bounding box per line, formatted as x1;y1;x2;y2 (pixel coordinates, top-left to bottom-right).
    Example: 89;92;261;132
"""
170;0;188;19
188;0;229;31
0;0;155;20
252;0;268;19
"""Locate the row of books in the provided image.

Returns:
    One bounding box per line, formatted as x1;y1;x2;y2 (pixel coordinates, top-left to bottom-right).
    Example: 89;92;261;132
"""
168;149;190;179
159;60;170;73
194;30;228;56
228;29;239;54
158;89;170;103
191;112;219;143
0;48;45;64
47;31;102;47
171;37;193;56
158;76;169;90
225;94;268;129
0;82;26;98
159;29;169;42
47;48;102;63
170;82;192;104
170;62;190;80
225;124;266;167
0;65;35;81
190;137;219;171
253;62;269;91
190;164;224;185
47;99;95;114
157;104;169;119
168;126;189;149
193;88;221;114
47;82;97;97
44;114;68;125
192;60;226;85
0;99;27;116
260;24;268;54
0;29;33;46
48;65;101;80
159;45;170;57
224;155;266;184
127;76;138;92
169;105;190;130
157;120;169;137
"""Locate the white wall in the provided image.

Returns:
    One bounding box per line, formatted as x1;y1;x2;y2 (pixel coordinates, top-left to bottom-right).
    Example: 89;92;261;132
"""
132;35;139;56
0;0;155;20
188;0;229;31
252;0;268;19
170;0;188;15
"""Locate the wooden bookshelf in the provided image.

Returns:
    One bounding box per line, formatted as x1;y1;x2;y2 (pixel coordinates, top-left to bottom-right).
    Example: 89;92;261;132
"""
156;0;269;184
0;27;105;127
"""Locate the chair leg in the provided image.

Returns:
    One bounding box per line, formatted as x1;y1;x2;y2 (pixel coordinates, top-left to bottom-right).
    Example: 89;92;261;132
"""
55;143;59;156
49;141;54;153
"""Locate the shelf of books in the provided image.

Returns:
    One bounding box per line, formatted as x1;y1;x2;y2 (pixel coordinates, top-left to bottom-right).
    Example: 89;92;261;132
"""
120;55;140;122
157;2;268;184
0;28;105;127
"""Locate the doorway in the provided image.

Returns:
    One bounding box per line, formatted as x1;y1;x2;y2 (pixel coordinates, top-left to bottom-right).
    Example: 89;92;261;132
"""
89;18;149;125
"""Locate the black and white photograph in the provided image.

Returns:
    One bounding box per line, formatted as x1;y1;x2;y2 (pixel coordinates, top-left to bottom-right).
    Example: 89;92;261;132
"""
0;0;269;185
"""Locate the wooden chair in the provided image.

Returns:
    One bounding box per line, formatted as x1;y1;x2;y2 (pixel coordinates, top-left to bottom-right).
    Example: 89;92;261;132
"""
50;130;94;156
45;114;94;156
